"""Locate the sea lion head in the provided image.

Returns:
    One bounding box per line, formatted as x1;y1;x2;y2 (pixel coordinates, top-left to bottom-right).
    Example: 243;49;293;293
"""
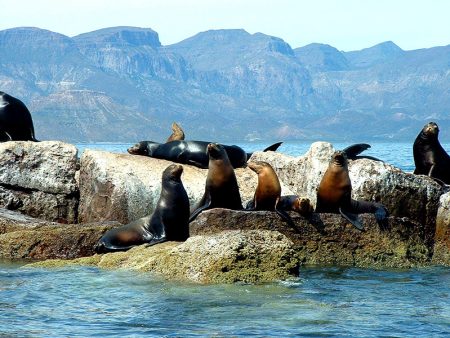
421;122;439;139
331;150;348;167
207;143;227;160
163;163;184;182
127;141;159;156
247;161;271;174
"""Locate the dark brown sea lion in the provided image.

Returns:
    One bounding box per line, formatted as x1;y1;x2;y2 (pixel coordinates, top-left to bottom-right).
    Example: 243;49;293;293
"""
127;141;283;169
316;151;388;230
413;122;450;185
189;143;242;222
166;122;185;142
245;161;299;232
94;164;190;253
278;195;314;218
0;91;38;141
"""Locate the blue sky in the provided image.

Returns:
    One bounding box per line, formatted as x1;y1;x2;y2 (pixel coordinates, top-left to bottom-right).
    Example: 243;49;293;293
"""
0;0;449;51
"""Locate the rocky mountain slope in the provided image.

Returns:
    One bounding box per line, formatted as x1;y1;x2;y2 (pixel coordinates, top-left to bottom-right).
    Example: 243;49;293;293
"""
0;26;448;142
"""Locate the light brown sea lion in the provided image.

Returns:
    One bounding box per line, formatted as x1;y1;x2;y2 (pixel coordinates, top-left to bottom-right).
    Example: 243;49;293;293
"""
316;151;388;230
413;122;450;185
94;164;190;253
246;161;300;232
166;122;185;142
189;143;242;222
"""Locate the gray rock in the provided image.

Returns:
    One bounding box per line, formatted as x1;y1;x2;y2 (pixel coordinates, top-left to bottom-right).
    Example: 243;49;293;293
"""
0;141;79;222
79;150;294;224
0;208;119;259
190;208;435;268
29;229;300;284
0;141;78;194
433;192;450;265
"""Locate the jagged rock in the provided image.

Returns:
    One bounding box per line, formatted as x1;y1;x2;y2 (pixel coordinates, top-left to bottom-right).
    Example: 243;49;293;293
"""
0;208;119;260
251;142;444;233
78;150;295;224
190;208;434;268
28;229;299;284
433;192;450;265
0;141;79;223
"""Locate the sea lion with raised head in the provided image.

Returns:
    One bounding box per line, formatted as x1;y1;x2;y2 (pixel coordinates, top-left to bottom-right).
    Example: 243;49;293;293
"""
0;91;38;141
166;122;185;142
189;143;242;222
94;164;190;253
413;122;450;185
246;161;301;232
316;150;388;230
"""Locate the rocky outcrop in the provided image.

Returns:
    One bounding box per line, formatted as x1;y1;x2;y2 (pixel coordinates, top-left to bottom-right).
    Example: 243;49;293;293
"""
0;208;119;260
78;150;295;224
0;141;79;223
433;192;450;265
190;209;431;268
29;229;299;284
251;142;444;234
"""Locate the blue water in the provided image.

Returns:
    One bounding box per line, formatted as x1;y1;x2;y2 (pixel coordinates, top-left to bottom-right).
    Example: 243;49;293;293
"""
2;141;450;336
1;261;449;337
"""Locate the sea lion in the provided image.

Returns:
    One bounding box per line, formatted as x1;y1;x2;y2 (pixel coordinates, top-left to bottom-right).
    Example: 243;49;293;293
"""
413;122;450;185
166;122;185;142
189;143;242;222
127;140;246;169
342;143;381;161
245;161;300;232
316;150;388;230
94;164;190;253
278;195;314;218
0;91;38;141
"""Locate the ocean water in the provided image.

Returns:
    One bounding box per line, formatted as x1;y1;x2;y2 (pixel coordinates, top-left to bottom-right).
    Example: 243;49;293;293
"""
1;141;450;337
74;140;449;172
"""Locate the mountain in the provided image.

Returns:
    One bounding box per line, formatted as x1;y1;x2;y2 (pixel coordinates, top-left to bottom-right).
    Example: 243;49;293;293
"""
0;26;449;143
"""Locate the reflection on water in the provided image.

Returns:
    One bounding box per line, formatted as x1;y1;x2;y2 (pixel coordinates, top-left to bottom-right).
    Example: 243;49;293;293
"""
1;262;449;337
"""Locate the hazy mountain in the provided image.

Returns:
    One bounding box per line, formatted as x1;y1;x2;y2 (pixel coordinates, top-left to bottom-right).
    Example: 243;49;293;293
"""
0;26;449;143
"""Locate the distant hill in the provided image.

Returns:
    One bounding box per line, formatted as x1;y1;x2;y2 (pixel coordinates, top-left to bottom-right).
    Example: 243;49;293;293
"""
0;26;449;143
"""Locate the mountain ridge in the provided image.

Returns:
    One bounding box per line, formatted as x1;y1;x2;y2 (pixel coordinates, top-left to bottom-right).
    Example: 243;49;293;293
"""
0;26;449;142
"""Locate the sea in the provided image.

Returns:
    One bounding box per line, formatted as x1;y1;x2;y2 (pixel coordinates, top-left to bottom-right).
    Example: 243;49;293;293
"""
1;141;450;337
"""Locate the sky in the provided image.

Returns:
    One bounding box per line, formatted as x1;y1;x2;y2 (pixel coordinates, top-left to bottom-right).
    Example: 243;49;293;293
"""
0;0;449;51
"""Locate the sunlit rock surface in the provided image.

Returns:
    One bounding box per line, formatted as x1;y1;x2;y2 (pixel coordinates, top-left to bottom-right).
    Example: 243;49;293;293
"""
0;141;79;223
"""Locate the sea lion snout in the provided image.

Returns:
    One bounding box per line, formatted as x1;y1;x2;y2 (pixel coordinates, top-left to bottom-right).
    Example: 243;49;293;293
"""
424;122;439;136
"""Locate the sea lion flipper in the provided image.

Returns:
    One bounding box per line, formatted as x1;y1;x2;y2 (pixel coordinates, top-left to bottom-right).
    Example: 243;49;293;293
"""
187;159;208;169
275;205;300;234
263;142;283;152
189;193;212;222
339;207;364;231
342;143;371;159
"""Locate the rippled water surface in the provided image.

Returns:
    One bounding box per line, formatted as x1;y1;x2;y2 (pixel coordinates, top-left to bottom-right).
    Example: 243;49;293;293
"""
1;261;449;337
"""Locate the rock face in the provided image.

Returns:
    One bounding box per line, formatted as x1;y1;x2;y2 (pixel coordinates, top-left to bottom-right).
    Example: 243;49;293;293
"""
433;192;450;264
251;142;444;238
29;230;300;284
0;141;79;223
0;208;118;260
79;150;294;224
190;209;431;268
